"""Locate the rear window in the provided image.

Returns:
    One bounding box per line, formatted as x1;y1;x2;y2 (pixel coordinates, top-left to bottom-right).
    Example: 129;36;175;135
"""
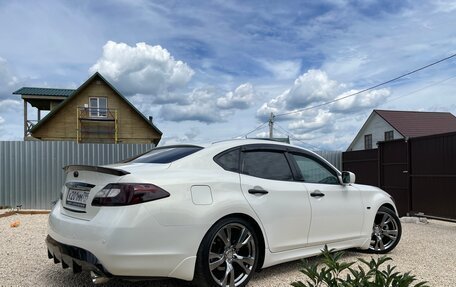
128;146;203;164
214;148;240;172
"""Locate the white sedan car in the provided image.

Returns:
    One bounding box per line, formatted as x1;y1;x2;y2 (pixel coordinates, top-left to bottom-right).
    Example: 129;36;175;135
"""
47;139;401;287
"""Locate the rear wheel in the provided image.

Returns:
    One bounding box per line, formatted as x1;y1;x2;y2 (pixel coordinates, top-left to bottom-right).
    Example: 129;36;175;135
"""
194;217;259;287
367;206;401;253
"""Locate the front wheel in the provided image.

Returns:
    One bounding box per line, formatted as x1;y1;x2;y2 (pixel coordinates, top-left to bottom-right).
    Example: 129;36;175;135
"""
367;206;402;254
193;217;259;287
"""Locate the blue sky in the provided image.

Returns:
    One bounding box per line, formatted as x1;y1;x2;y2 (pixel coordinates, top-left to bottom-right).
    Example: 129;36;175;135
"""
0;0;455;149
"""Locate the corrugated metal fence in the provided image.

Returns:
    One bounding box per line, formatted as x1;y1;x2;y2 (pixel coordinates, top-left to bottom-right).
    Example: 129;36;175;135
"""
315;150;342;171
0;141;342;210
0;141;154;210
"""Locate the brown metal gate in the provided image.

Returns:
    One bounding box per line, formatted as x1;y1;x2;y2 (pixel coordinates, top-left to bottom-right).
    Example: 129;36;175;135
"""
343;132;456;220
378;140;409;216
409;133;456;219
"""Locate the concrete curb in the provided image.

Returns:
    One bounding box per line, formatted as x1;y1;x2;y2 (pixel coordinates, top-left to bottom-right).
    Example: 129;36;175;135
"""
0;210;50;219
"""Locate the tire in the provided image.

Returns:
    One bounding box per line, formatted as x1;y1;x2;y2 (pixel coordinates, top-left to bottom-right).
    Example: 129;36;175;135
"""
367;206;402;254
193;217;259;287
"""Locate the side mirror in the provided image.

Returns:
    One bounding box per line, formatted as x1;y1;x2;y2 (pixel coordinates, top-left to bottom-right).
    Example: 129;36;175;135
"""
341;171;356;185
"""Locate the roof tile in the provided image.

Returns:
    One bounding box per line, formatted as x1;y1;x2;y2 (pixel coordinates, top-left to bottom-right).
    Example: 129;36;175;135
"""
13;87;75;97
375;109;456;138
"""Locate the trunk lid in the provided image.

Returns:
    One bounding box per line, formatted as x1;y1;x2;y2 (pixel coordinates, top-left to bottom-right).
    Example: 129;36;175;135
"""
60;163;169;220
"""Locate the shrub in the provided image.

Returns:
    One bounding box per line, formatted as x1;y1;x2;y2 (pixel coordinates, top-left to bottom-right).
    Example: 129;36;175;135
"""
291;245;429;287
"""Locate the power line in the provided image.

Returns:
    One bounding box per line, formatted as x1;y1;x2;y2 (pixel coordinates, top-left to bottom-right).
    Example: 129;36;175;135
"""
378;74;456;106
275;123;321;150
275;52;456;117
318;73;456;127
271;73;456;150
234;121;268;138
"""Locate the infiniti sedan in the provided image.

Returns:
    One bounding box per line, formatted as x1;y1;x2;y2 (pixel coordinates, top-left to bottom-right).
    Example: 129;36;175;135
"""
47;139;401;287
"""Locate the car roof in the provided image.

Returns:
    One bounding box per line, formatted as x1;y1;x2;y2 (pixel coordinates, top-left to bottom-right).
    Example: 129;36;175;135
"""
158;138;308;157
209;138;295;150
157;138;342;175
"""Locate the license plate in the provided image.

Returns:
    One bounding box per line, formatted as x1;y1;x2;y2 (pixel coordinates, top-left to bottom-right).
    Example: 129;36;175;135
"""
66;189;90;208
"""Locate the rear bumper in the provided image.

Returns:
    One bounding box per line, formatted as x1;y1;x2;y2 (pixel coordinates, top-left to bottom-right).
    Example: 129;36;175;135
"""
47;202;201;281
46;235;111;277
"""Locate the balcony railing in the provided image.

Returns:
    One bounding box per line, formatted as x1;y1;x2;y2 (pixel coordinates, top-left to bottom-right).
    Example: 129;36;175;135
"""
77;107;117;121
26;120;38;136
77;107;118;143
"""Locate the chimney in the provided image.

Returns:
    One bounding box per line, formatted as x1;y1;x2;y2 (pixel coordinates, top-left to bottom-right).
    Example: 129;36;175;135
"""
149;116;153;123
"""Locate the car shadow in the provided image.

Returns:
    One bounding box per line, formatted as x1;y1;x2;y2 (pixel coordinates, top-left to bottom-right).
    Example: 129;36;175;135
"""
33;251;367;286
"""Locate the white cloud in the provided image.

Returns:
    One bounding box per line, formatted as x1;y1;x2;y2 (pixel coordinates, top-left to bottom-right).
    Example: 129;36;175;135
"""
0;99;23;141
286;70;344;109
0;57;23;140
257;70;338;119
288;109;334;133
331;88;391;113
156;83;257;123
216;83;255;110
89;41;259;125
0;99;21;111
259;59;301;80
89;41;195;102
257;70;345;120
317;2;456;86
159;88;226;123
433;0;456;13
159;127;200;145
0;58;19;96
257;69;390;119
255;69;393;149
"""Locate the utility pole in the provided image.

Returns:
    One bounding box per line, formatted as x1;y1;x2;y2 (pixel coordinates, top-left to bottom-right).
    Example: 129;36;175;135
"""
268;112;275;139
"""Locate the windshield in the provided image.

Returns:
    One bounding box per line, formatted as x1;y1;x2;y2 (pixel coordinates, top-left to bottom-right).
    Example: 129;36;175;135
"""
128;146;203;164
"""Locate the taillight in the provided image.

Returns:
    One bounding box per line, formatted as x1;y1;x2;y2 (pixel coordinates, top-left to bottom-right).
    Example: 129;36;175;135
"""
92;183;170;206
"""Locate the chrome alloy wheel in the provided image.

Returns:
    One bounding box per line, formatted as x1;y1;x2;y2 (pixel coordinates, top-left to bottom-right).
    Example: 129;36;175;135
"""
369;210;399;251
209;223;256;287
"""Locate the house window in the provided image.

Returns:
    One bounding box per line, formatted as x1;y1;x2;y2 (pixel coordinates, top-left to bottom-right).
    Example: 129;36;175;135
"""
364;134;373;149
385;130;394;141
89;97;107;117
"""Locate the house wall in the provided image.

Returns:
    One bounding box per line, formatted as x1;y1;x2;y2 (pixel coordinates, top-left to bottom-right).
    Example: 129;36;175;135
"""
32;77;161;144
350;113;403;151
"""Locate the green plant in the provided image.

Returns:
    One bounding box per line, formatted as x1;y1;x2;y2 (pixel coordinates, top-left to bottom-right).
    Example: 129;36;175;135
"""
291;245;429;287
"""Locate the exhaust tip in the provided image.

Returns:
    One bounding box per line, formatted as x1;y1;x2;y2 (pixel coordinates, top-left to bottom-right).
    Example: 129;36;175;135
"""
90;271;110;284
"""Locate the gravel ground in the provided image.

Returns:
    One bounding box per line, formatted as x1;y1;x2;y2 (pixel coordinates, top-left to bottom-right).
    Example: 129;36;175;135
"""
0;214;455;286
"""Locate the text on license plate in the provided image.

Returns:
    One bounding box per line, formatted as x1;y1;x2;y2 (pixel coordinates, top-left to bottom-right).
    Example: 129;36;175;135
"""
66;189;90;208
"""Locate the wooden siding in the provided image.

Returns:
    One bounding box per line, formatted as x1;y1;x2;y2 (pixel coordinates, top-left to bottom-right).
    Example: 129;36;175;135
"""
32;76;161;144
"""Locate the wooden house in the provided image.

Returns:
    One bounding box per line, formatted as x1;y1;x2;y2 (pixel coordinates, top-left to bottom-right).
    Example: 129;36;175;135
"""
13;72;162;144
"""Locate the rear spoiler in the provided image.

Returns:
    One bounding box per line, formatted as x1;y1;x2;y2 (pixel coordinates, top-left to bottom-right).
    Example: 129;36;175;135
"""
63;165;130;176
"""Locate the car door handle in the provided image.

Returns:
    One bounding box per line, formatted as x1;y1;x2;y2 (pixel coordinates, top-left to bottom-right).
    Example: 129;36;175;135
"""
248;188;269;195
310;190;325;197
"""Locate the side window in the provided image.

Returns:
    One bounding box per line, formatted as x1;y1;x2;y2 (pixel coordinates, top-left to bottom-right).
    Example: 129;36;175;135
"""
98;97;107;117
242;151;293;181
214;149;240;172
292;154;339;184
364;134;373;149
385;130;394;141
89;98;98;117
